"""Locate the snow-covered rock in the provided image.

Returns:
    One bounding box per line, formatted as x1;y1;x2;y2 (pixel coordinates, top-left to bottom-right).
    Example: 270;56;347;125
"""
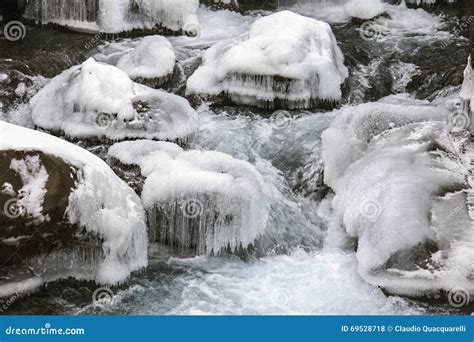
24;0;200;34
0;121;148;285
108;140;272;255
94;36;178;89
116;36;176;86
30;58;198;142
187;10;348;109
322;99;473;300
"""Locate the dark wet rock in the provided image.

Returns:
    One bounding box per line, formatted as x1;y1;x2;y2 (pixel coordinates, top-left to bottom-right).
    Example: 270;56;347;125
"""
0;149;105;300
0;150;78;264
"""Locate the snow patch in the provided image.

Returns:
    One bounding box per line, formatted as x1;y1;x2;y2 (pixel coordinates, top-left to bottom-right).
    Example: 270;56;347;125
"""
8;155;49;224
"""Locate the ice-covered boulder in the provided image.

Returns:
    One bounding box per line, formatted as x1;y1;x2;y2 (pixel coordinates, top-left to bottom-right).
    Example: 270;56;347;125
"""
0;121;148;288
322;100;473;300
186;10;348;109
94;36;179;90
108;140;272;255
30;58;199;143
24;0;200;34
116;36;176;87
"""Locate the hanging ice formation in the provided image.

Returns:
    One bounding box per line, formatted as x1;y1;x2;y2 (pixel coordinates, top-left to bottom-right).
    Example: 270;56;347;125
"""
23;0;200;34
108;140;273;255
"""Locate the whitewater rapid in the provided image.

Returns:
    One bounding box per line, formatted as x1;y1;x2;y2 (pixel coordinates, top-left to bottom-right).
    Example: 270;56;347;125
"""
1;2;470;315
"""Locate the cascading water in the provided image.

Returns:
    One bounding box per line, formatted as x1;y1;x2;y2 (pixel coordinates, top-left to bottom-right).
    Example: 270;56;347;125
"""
0;0;471;315
23;0;200;33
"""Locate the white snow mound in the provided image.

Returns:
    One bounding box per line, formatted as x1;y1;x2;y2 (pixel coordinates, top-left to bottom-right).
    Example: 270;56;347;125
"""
187;10;348;109
30;58;198;142
116;36;176;80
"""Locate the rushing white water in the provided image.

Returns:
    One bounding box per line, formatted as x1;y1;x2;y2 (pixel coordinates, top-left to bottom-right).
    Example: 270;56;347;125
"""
76;108;426;315
1;0;470;315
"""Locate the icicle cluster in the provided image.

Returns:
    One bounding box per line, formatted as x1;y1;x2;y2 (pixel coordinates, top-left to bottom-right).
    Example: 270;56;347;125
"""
23;0;200;34
108;140;273;255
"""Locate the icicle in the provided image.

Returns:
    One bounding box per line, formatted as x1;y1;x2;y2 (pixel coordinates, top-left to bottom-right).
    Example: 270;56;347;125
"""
23;0;200;34
147;195;251;255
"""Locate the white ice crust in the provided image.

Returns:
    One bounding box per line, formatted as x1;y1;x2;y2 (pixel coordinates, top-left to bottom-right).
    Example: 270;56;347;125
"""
30;58;198;141
322;99;473;296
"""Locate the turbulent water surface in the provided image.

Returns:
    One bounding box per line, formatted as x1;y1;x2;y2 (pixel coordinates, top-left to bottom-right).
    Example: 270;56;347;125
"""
0;2;470;315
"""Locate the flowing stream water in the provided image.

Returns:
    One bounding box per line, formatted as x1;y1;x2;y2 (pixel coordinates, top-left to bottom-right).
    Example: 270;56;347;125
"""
0;1;470;315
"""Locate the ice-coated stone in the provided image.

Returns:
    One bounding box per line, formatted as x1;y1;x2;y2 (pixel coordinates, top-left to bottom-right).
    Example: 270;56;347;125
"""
187;10;348;109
